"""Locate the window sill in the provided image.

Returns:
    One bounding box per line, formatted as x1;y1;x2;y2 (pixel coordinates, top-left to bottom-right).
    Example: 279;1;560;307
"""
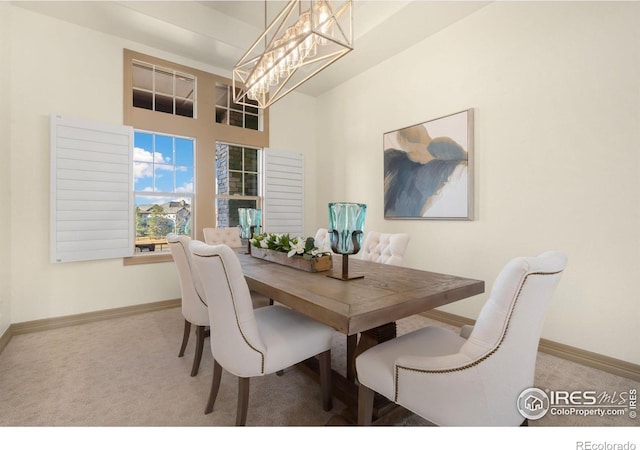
123;253;174;266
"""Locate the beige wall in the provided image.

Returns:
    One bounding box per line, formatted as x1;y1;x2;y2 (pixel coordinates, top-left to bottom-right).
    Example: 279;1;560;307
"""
5;6;317;328
5;2;639;367
269;93;319;237
316;1;640;364
8;8;179;323
0;3;12;336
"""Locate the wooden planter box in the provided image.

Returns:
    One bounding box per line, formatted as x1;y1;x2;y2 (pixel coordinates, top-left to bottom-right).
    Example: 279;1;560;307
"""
250;247;333;273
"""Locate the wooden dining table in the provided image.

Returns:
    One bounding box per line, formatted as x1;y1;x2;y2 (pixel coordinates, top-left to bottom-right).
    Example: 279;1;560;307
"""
235;248;485;416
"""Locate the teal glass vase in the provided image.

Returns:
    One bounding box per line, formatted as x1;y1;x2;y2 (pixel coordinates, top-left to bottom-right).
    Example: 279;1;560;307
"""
328;202;367;280
247;208;262;236
238;208;261;254
238;208;251;239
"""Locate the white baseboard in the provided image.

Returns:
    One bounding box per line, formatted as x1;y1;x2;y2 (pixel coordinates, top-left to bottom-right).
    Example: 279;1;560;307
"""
2;300;637;383
421;309;640;382
0;299;180;354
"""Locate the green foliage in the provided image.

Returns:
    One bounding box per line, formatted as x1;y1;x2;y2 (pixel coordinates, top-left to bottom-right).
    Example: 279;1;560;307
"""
148;206;173;238
251;233;329;258
304;237;316;254
135;207;147;237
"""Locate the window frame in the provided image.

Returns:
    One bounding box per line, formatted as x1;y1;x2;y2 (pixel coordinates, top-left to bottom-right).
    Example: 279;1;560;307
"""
123;49;269;264
215;141;263;229
132;60;197;118
214;82;262;131
133;130;196;254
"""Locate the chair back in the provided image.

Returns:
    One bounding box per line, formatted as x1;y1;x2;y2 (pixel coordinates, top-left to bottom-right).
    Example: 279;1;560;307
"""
314;228;332;253
360;231;410;266
203;227;242;247
190;242;266;378
167;233;209;326
460;250;567;422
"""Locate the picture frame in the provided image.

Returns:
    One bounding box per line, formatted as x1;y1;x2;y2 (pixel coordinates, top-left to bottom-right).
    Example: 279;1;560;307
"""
383;109;474;220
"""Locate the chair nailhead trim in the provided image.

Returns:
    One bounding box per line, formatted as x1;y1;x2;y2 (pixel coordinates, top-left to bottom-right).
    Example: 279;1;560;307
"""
394;270;564;402
204;253;265;373
176;238;208;307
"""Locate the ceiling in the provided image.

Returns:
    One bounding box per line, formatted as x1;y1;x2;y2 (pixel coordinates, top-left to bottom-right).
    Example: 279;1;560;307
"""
14;1;489;97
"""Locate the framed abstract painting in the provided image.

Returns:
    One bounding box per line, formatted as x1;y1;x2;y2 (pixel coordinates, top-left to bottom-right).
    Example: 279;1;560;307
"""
383;109;474;220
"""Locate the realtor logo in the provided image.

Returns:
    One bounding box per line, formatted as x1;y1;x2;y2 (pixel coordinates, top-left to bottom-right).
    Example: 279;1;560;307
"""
517;388;550;420
525;395;544;411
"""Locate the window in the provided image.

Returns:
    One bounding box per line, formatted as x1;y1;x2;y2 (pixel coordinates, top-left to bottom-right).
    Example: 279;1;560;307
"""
215;83;262;131
132;60;195;118
124;49;269;264
215;143;261;228
133;131;194;253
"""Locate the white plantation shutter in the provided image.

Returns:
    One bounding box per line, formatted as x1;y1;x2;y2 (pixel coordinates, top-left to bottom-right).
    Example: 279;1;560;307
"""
50;114;134;263
262;149;304;236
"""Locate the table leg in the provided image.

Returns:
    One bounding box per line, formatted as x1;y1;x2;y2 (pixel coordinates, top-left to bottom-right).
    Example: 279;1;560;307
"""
346;323;396;383
354;322;397;364
346;334;357;382
302;322;400;424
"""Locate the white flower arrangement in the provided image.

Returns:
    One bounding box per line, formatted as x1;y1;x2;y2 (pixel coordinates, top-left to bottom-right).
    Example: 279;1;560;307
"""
251;233;330;259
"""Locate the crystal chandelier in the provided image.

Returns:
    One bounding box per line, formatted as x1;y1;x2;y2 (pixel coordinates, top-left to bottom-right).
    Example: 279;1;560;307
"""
233;0;353;109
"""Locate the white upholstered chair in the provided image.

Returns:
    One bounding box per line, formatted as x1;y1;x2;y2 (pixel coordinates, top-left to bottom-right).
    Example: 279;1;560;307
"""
203;227;272;307
321;229;410;381
190;242;335;426
356;251;567;426
314;228;333;253
203;227;242;247
360;231;410;266
167;233;209;377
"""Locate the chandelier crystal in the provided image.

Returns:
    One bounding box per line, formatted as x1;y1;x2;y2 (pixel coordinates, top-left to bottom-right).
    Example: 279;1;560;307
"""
233;0;353;109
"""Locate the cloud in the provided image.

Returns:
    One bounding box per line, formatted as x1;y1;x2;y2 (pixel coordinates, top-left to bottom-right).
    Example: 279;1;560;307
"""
133;147;171;181
176;182;194;193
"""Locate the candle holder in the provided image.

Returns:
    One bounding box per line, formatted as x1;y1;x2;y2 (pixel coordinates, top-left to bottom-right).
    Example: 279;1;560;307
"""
238;208;262;254
247;208;262;254
327;202;367;281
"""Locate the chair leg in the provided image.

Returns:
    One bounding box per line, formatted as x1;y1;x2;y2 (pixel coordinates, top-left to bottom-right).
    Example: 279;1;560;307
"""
358;383;374;425
191;325;205;377
178;319;190;357
236;377;250;426
268;298;274;305
318;349;333;412
205;360;223;414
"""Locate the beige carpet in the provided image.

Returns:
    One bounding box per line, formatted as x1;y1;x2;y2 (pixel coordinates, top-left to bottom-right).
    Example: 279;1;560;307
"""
0;306;636;427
